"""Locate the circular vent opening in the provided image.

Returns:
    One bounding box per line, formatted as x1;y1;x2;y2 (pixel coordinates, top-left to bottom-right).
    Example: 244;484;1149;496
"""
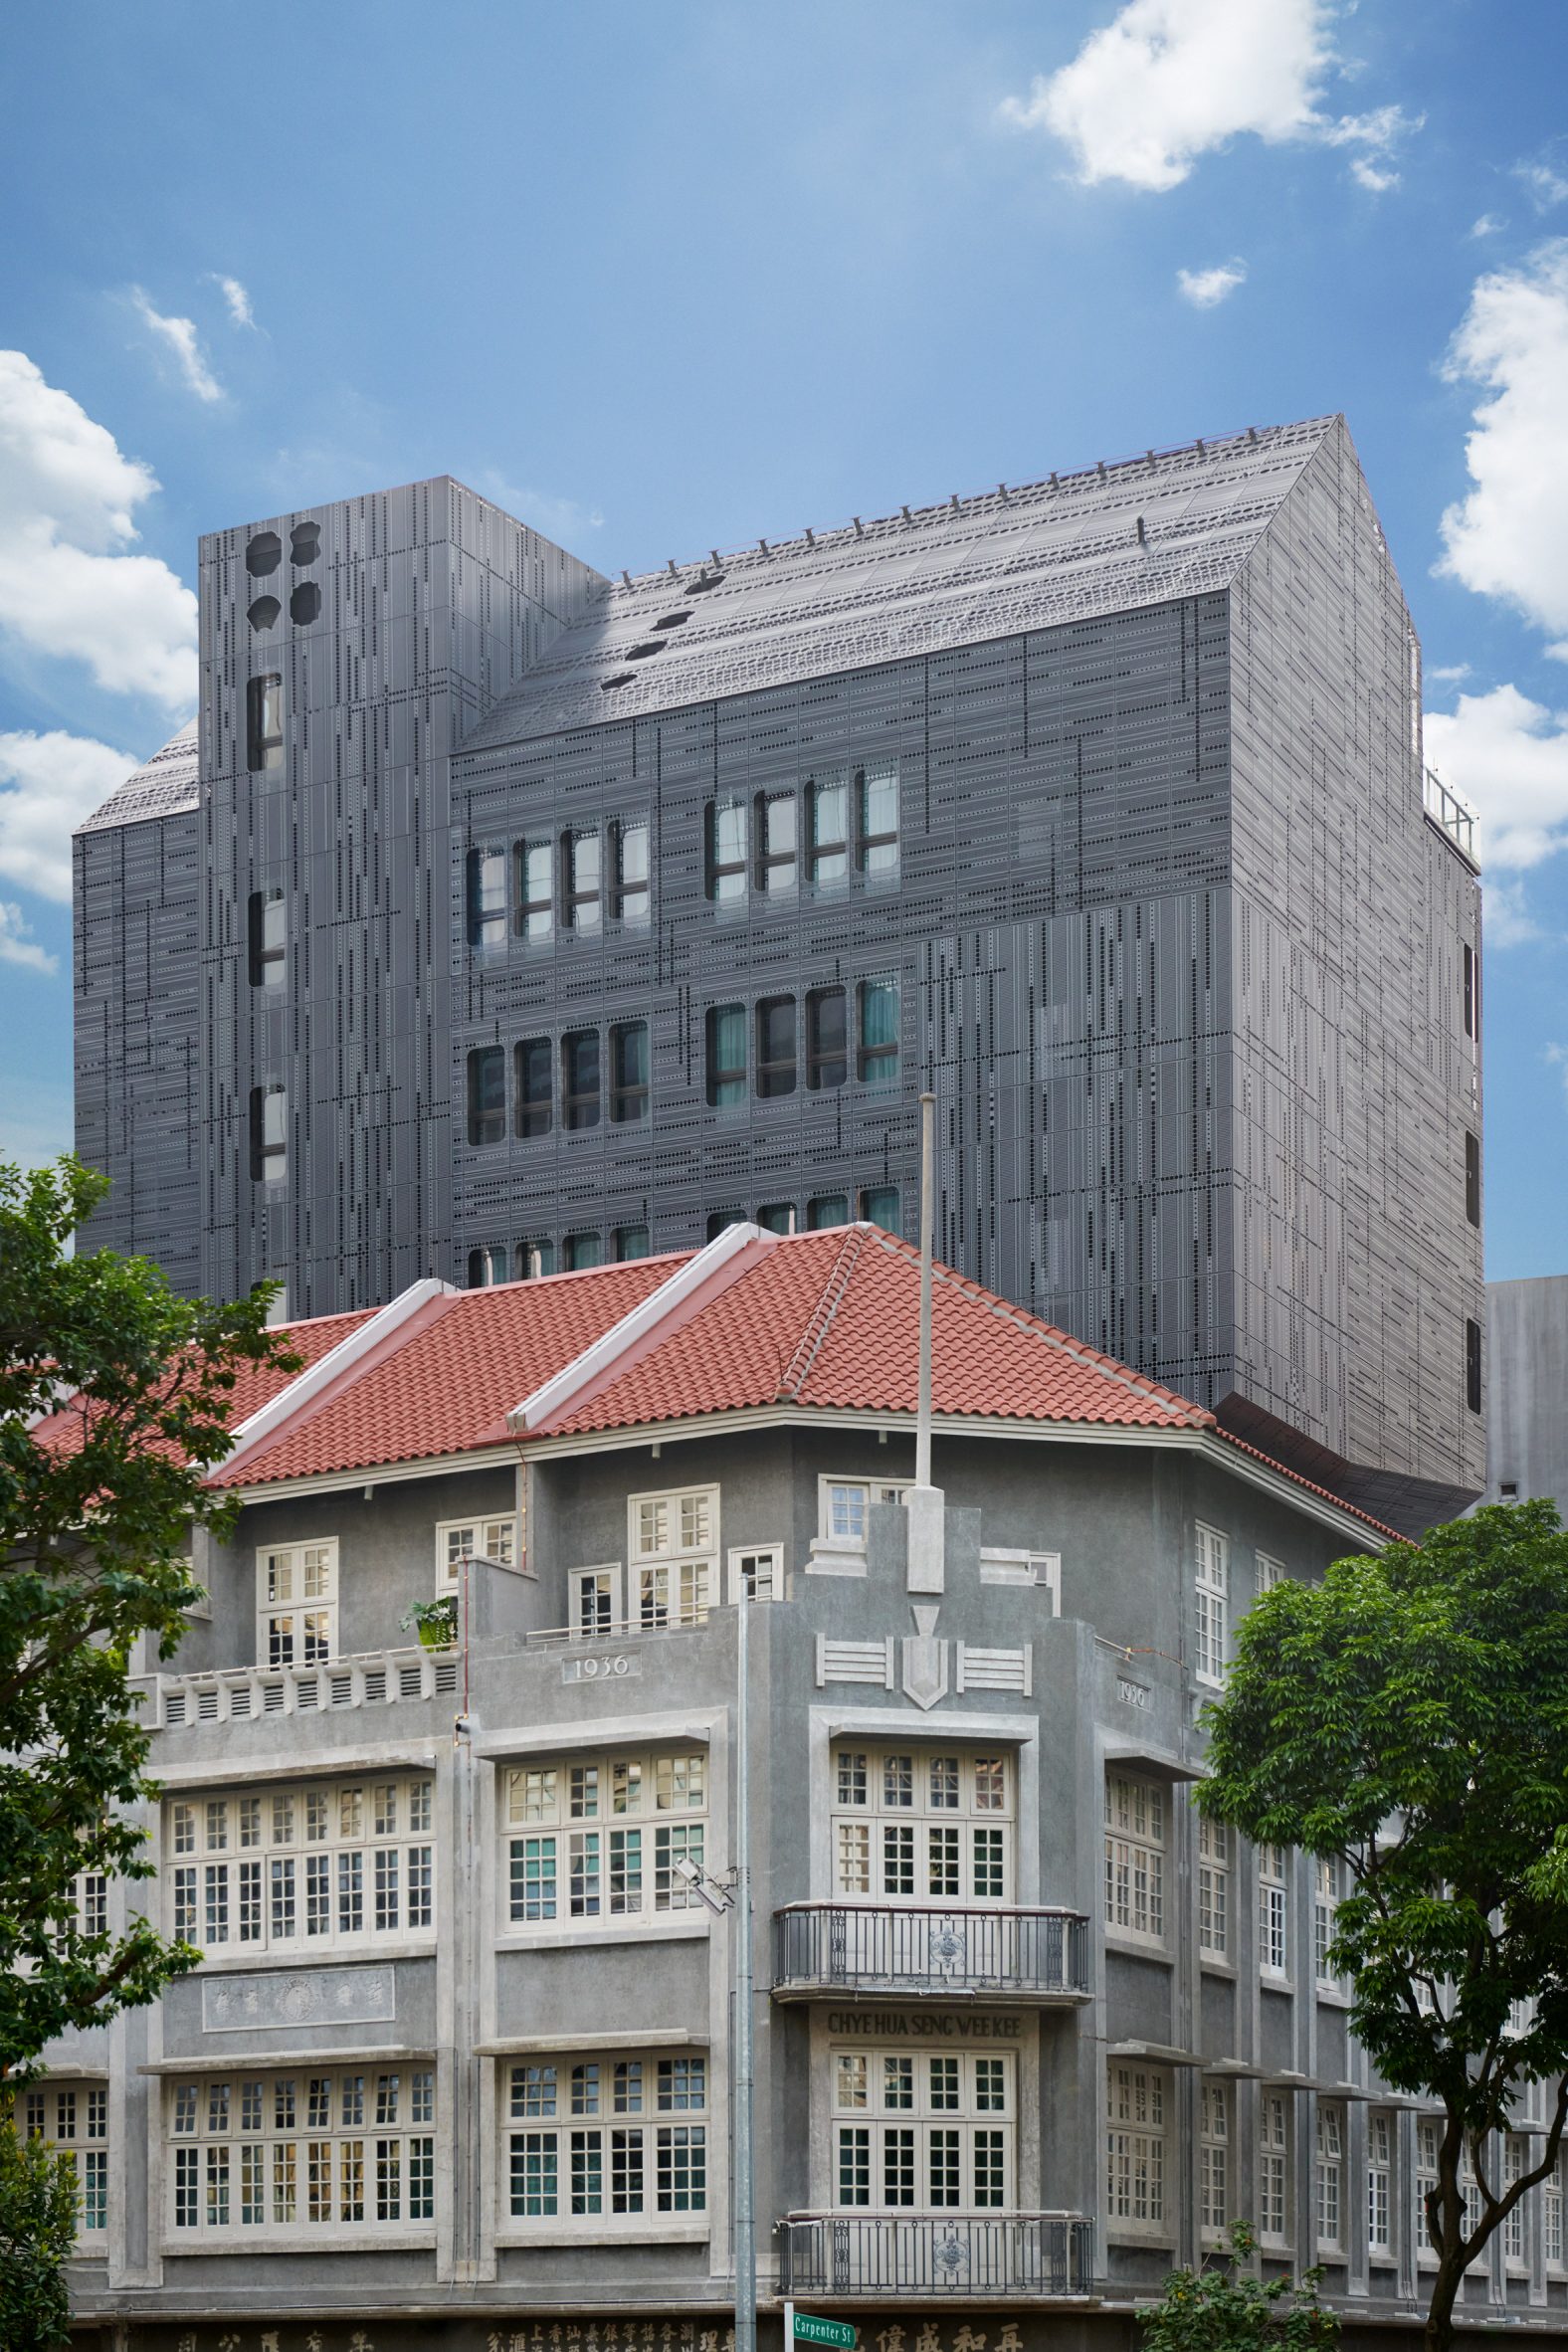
291;522;321;566
247;595;282;632
654;610;692;631
291;583;322;625
601;674;636;692
246;532;282;578
626;641;668;661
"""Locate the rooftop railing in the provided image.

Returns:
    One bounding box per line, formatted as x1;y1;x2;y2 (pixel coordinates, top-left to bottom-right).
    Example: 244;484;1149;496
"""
778;2214;1095;2298
156;1645;459;1729
773;1903;1091;2000
1424;766;1478;865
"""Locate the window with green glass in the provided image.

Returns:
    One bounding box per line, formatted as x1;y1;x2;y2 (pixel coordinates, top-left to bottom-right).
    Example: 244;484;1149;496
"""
861;1187;899;1233
858;762;898;878
808;1195;850;1231
705;1006;746;1107
859;981;898;1086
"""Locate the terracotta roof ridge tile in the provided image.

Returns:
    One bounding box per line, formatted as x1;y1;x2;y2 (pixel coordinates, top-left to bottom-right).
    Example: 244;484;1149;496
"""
777;1227;868;1400
210;1288;465;1486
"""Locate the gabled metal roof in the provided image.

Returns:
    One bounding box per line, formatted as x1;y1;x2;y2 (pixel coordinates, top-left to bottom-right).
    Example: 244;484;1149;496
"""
76;717;199;834
464;415;1336;751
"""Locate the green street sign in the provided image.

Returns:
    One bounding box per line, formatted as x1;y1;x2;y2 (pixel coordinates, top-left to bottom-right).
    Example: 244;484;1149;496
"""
791;2318;857;2349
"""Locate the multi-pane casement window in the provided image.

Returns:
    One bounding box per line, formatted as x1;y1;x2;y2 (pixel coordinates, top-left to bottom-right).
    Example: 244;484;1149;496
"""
1502;2134;1528;2265
1260;2092;1291;2247
835;2048;1013;2213
515;839;554;942
467;1046;506;1146
515;1037;553;1138
820;1475;909;1549
1194;1524;1229;1685
1415;2120;1440;2263
467;846;507;947
705;799;748;903
22;2083;108;2244
1105;2063;1169;2237
755;997;797;1097
561;1031;601;1131
1256;1553;1287;1595
610;1021;649;1123
808;774;851;883
1546;2153;1566;2271
1198;1818;1230;1961
257;1540;336;1666
611;818;650;925
435;1513;519;1591
246;673;284;771
831;1746;1012;1904
1314;1859;1347;1991
1104;1774;1165;1945
1259;1845;1289;1978
167;1776;434;1958
858;761;898;877
504;2052;707;2230
248;886;287;987
756;792;797;892
167;2066;434;2239
728;1544;784;1602
706;1004;746;1107
501;1750;707;1929
1368;2111;1395;2257
1199;2082;1231;2240
562;829;602;933
858;979;898;1085
250;1084;288;1184
629;1484;719;1626
1316;2101;1345;2251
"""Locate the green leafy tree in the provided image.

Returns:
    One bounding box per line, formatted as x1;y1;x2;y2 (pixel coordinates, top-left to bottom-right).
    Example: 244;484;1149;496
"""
0;1155;296;2074
0;2111;78;2352
1197;1503;1568;2352
1141;2223;1338;2352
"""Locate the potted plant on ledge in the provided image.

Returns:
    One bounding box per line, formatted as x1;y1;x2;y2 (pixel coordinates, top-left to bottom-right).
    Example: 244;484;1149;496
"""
400;1595;459;1651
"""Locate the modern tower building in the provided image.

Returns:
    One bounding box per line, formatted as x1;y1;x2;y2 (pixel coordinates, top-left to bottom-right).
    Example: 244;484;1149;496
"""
73;417;1484;1530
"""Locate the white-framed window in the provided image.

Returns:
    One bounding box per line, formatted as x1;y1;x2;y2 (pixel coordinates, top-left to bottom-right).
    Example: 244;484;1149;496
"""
1314;1857;1345;1990
1503;2134;1527;2264
1200;2081;1231;2240
727;1545;783;1603
256;1540;337;1667
831;1745;1012;1905
628;1486;719;1626
570;1565;622;1637
167;2065;434;2240
1260;2091;1290;2247
1194;1524;1229;1685
21;2082;108;2245
167;1776;433;1959
1198;1817;1230;1961
1256;1553;1287;1595
818;1476;910;1548
501;1750;708;1930
435;1514;520;1589
1316;2100;1344;2252
1368;2110;1394;2257
1545;2151;1565;2270
1259;1845;1289;1979
1104;1774;1165;1945
834;2045;1014;2214
503;2051;707;2231
977;1549;1061;1611
1105;2062;1169;2238
1415;2118;1440;2265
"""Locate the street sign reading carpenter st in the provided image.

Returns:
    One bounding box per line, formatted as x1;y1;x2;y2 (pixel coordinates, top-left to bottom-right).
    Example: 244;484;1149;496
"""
790;2317;857;2349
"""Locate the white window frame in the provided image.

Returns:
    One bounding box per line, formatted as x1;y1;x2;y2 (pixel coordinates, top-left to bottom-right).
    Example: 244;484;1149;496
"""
1502;2133;1527;2267
1415;2117;1440;2267
1256;1552;1287;1595
1316;2099;1345;2254
1194;1523;1229;1686
833;2044;1015;2216
1197;1816;1230;1962
977;1549;1061;1611
569;1564;624;1637
500;1748;710;1935
500;2049;709;2239
627;1485;719;1626
727;1545;784;1603
1367;2109;1395;2260
817;1475;910;1550
256;1539;337;1669
1259;1844;1290;1980
435;1514;520;1590
830;1744;1014;1907
1199;2080;1231;2243
1260;2090;1291;2249
1315;1857;1350;1996
165;2063;435;2245
1104;1773;1166;1948
22;2082;109;2248
166;1775;435;1961
1545;2150;1565;2272
1105;2062;1170;2241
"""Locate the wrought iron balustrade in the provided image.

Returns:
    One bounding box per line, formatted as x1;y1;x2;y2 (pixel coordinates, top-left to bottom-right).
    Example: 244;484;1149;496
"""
773;1903;1090;1998
779;2213;1094;2298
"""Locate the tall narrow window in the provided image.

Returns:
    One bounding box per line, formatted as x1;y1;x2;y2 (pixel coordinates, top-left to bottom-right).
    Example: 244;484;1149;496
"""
468;1246;508;1288
563;832;602;934
250;1086;288;1184
247;675;284;773
561;1033;601;1131
1259;1845;1289;1977
1197;1819;1229;1959
1367;2113;1394;2256
756;793;797;893
1316;2103;1344;2251
248;888;286;989
516;1239;555;1280
1199;2083;1230;2241
859;980;898;1086
1259;2094;1289;2247
514;841;553;942
705;1006;746;1107
1465;1131;1479;1228
613;819;650;925
1466;1317;1481;1416
1104;1775;1165;1944
705;800;747;903
1462;942;1475;1039
467;848;507;948
809;774;849;883
467;1048;505;1146
755;998;797;1098
860;1187;898;1233
514;1039;552;1138
807;988;847;1090
610;1023;649;1124
858;761;898;878
1194;1524;1229;1686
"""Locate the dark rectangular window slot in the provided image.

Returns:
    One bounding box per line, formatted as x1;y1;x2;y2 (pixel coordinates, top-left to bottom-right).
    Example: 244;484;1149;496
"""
514;840;553;941
1466;1317;1482;1415
563;832;601;934
564;1231;604;1271
515;1038;552;1138
1463;942;1475;1039
859;980;899;1085
1465;1131;1479;1227
861;1186;899;1233
610;1021;649;1124
468;1246;508;1288
807;1194;849;1230
248;888;286;988
755;996;797;1097
705;800;747;902
561;1031;601;1130
613;819;650;925
246;674;284;773
516;1238;555;1280
706;1005;746;1107
467;1047;506;1147
808;775;849;883
857;762;898;877
757;1203;796;1235
249;1084;287;1183
706;1209;746;1241
807;986;847;1090
755;792;797;893
614;1225;651;1262
467;847;506;948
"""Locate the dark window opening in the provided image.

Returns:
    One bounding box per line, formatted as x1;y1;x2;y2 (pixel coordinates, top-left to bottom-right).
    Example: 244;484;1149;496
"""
706;1209;746;1241
563;832;601;934
858;761;899;878
246;532;282;578
1466;1317;1482;1415
861;1186;899;1234
706;1006;745;1107
626;641;668;661
516;1238;555;1280
290;582;321;626
467;1047;506;1147
755;997;797;1098
1463;942;1475;1040
249;1084;287;1184
611;1022;649;1124
247;887;286;988
807;1195;850;1231
756;792;797;893
561;1031;601;1130
514;1038;552;1138
808;775;849;883
514;840;553;942
807;987;847;1090
859;980;899;1085
467;847;506;948
601;673;635;691
686;571;724;594
290;522;320;566
757;1203;796;1235
246;674;284;773
247;596;281;633
614;1225;651;1262
564;1232;603;1271
1465;1131;1480;1228
705;800;747;903
1500;1480;1518;1499
613;818;650;925
654;611;692;631
468;1246;508;1289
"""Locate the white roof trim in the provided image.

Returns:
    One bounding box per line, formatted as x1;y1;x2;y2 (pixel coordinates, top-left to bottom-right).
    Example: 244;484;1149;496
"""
506;1222;774;1434
222;1278;457;1474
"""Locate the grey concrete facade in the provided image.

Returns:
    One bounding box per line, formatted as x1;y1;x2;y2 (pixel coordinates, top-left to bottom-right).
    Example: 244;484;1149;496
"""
1482;1274;1568;1515
47;1399;1568;2352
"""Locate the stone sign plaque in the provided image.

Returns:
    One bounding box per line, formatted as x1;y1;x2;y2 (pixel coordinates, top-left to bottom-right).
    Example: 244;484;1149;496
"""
202;1965;396;2034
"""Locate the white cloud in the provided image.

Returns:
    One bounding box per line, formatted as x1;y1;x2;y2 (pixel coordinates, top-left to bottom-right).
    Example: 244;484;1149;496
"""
1470;213;1506;239
209;275;257;330
128;289;222;403
1515;161;1568;213
1428;662;1471;683
1483;876;1542;948
0;351;197;705
1437;242;1568;651
0;900;57;974
475;470;605;540
0;729;138;901
1425;684;1568;872
1177;258;1248;306
998;0;1418;194
1546;1046;1568;1105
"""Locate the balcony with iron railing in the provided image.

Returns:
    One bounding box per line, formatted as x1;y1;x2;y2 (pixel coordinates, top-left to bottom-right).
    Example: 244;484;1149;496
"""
773;1904;1091;2002
154;1644;460;1729
778;2213;1095;2298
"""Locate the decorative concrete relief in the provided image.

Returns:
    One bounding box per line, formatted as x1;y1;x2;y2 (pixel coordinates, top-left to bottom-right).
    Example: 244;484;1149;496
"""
202;1965;396;2033
815;1612;1031;1705
954;1643;1032;1696
815;1633;894;1687
561;1651;642;1685
1116;1674;1150;1707
901;1604;950;1709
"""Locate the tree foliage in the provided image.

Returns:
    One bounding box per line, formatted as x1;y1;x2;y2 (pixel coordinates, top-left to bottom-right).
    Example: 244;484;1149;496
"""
1196;1503;1568;2352
1140;2223;1338;2352
0;2113;79;2351
0;1155;296;2074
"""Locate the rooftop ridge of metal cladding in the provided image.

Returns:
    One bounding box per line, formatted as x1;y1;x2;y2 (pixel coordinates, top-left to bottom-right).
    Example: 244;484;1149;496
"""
461;414;1339;751
75;715;200;835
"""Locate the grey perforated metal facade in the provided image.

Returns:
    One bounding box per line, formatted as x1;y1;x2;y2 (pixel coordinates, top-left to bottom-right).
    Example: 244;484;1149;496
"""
72;418;1484;1527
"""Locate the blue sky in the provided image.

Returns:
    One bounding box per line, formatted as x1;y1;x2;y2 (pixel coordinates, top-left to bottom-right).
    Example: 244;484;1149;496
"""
1;0;1565;1279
